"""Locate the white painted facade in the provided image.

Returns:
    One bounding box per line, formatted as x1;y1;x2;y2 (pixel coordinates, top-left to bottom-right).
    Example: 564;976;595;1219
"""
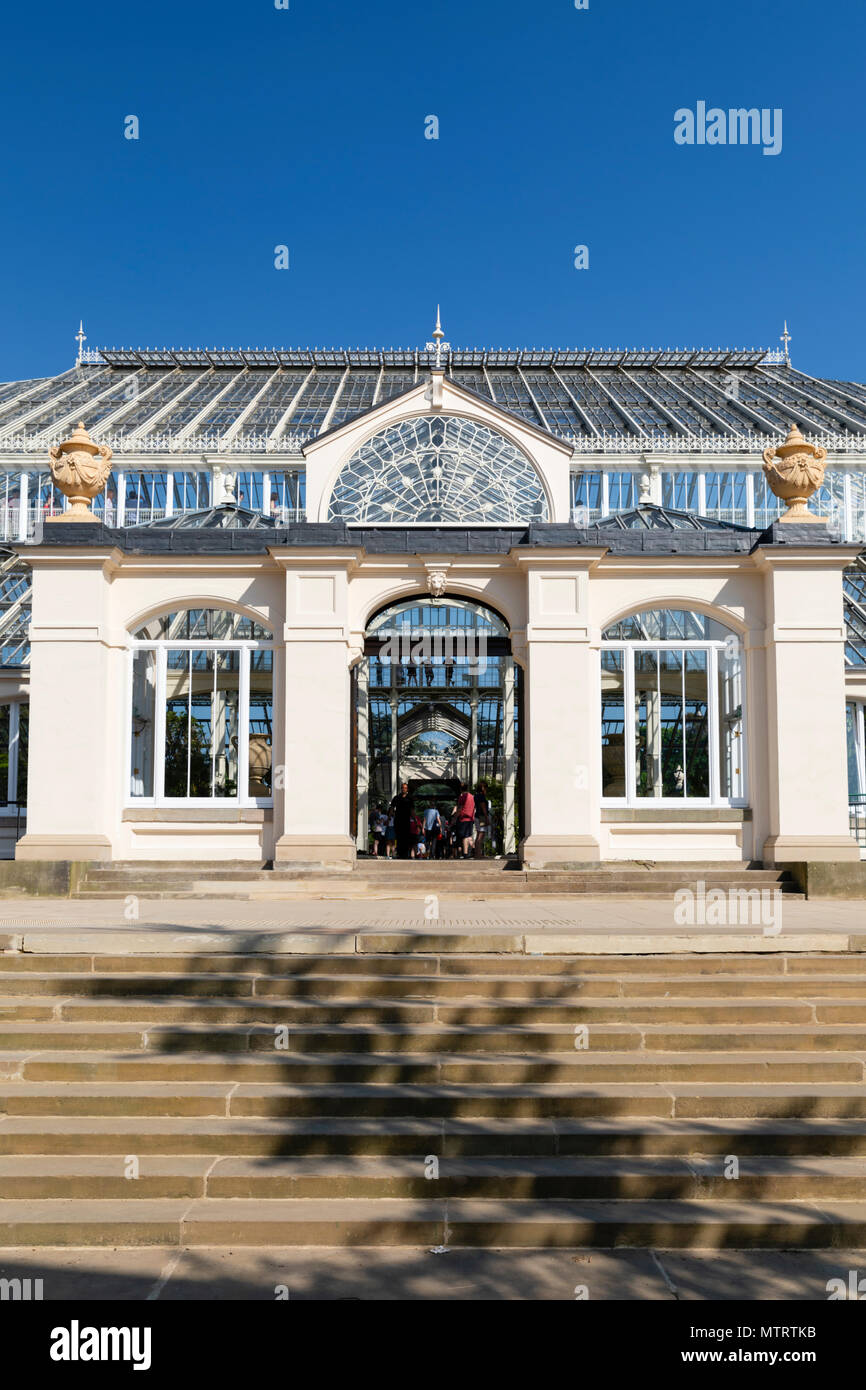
13;374;861;868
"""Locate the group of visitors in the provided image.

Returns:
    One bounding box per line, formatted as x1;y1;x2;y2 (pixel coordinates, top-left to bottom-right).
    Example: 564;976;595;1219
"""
370;782;493;860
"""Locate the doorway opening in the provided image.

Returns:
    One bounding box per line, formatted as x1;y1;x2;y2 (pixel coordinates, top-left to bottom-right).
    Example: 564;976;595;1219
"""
354;595;522;856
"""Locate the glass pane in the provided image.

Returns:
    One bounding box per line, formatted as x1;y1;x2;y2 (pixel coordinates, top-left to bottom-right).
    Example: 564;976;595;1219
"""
130;650;156;797
719;641;744;799
572;472;602;517
189;650;215;797
15;704;28;806
249;649;274;797
603;608;731;641
327;416;548;524
135;607;272;642
601;650;626;796
657;648;686;797
683;649;709;797
0;705;9;803
848;704;863;798
212;651;240;798
607;471;639;512
662;471;699;512
634;649;662;798
164;651;193;797
635;649;689;798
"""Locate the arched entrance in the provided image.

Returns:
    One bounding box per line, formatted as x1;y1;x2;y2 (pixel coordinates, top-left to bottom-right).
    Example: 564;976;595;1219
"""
353;596;521;855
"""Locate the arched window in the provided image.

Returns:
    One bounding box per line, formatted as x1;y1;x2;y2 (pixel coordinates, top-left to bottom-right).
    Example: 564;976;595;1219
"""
128;607;274;805
327;416;548;524
601;607;745;805
367;596;509;639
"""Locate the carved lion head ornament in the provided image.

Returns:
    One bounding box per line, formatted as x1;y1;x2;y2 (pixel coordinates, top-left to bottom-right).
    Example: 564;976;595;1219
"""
426;569;449;599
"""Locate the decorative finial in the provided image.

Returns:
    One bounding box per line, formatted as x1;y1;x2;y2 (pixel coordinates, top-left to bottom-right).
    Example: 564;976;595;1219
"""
47;422;113;521
762;423;827;522
780;320;792;365
75;320;87;366
425;306;450;372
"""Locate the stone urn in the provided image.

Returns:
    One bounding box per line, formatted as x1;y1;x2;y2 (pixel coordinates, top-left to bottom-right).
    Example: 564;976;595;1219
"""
762;424;827;522
48;422;113;520
248;734;272;797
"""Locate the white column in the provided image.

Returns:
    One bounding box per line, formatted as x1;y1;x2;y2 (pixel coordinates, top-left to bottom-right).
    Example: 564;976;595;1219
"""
16;550;121;860
17;472;28;542
273;558;358;866
519;556;604;866
116;472;126;527
503;656;516;854
356;659;369;852
164;472;174;519
746;472;755;528
469;690;479;786
697;471;707;516
759;549;860;864
261;471;270;517
8;702;19;804
843;471;853;541
390;695;399;798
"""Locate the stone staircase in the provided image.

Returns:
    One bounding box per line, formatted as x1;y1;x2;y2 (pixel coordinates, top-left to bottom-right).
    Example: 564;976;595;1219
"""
72;859;804;900
1;942;866;1248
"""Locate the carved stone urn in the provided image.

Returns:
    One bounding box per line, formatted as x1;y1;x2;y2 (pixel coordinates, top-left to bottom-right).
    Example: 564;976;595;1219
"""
762;424;827;522
48;422;112;520
247;734;272;797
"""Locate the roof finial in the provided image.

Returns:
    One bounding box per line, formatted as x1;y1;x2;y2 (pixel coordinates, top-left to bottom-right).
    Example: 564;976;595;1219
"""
425;306;450;371
780;319;792;365
75;320;87;366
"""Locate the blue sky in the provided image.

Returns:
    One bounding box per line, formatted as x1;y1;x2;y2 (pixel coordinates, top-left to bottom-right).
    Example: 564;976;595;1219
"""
2;0;863;381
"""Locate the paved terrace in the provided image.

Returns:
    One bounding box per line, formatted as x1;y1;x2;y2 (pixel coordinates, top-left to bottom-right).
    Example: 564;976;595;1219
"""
0;896;863;954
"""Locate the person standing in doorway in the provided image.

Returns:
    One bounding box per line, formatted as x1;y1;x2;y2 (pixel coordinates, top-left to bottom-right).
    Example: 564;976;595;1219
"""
370;806;386;857
452;782;475;859
473;781;490;859
423;802;442;859
390;781;414;860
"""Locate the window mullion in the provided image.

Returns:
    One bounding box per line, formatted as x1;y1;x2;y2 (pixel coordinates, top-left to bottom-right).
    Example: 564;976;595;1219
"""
625;647;636;803
210;657;217;798
8;703;18;804
155;649;166;801
708;646;719;803
186;651;193;799
239;648;251;804
680;658;686;798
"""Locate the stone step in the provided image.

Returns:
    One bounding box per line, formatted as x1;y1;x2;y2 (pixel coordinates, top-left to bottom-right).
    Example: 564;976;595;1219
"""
6;950;863;976
3;969;866;1001
1;1154;865;1202
74;863;804;900
78;859;789;878
5;1080;866;1120
8;1049;864;1086
6;1020;866;1054
7;994;841;1025
74;881;807;901
4;1114;866;1157
2;1196;866;1248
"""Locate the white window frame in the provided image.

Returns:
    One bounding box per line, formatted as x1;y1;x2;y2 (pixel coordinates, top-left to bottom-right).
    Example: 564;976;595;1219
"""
126;636;275;809
600;635;748;809
0;701;26;810
849;699;866;797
